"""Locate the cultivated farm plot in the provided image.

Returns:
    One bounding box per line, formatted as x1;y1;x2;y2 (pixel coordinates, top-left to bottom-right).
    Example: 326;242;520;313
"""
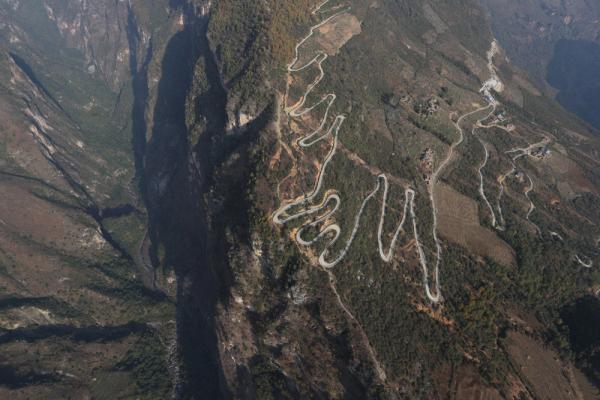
505;331;598;400
435;183;515;266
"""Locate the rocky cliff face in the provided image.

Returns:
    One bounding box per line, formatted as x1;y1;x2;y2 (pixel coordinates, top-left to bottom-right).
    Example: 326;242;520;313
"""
0;0;599;399
36;0;132;90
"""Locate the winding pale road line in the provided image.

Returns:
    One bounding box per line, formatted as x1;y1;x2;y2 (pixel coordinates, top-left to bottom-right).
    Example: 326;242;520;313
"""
272;4;596;385
575;254;593;269
273;6;513;306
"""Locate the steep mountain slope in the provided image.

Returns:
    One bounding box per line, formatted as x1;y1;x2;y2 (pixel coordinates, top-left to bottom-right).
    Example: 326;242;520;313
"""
0;0;598;399
480;0;600;129
0;0;181;397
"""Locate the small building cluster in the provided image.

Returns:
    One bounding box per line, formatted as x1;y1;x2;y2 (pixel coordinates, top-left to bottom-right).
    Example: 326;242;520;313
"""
483;92;495;104
480;78;500;104
514;171;525;183
419;148;434;183
530;146;551;159
414;98;440;117
486;109;508;126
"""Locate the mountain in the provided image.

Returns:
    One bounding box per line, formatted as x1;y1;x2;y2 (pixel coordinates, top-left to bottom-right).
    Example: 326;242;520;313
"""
0;0;598;399
480;0;600;129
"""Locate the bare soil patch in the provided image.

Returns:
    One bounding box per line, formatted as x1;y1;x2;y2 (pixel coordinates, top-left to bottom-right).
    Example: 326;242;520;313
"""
316;12;361;55
543;152;596;196
505;331;598;400
0;181;105;255
435;183;515;266
451;365;503;400
366;108;393;141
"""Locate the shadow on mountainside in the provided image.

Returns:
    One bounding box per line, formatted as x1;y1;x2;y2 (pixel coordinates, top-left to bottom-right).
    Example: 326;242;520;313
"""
547;39;600;130
140;13;232;400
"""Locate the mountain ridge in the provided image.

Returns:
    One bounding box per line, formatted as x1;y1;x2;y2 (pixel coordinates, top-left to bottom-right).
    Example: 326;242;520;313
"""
0;0;598;398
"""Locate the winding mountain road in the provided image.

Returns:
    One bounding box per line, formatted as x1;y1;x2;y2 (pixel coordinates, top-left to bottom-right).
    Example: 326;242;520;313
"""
272;3;527;309
273;1;594;327
270;2;596;386
473;52;594;267
273;0;454;304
